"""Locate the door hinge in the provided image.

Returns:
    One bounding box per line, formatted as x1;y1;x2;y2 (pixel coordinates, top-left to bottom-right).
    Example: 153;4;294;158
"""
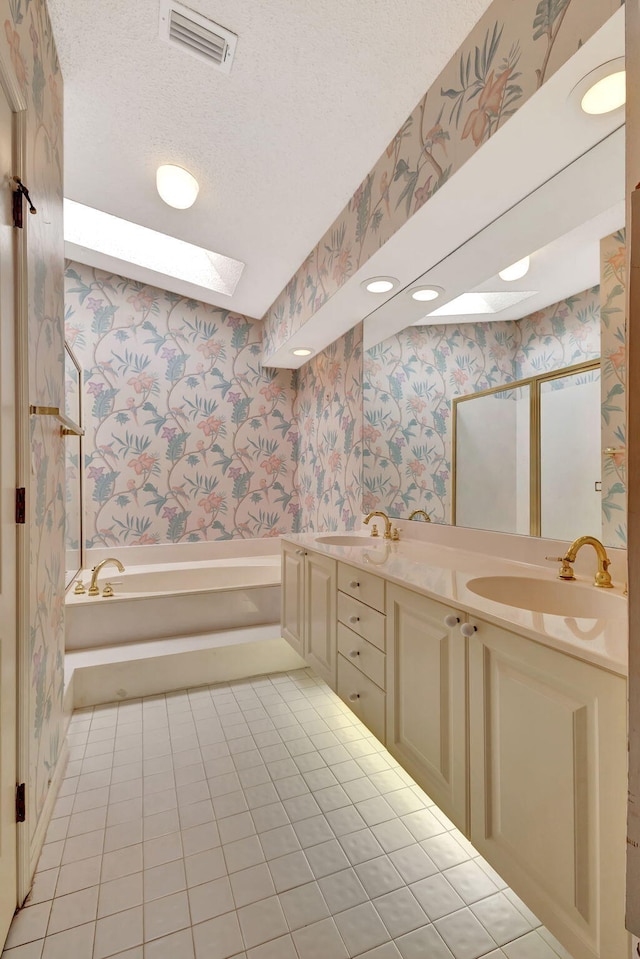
16;783;25;823
15;487;25;524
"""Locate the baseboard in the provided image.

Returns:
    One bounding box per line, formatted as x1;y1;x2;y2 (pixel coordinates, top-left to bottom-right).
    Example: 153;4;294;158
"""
26;741;69;893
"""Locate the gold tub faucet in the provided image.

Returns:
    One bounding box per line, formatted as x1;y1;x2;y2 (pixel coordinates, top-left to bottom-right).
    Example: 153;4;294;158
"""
408;509;431;522
363;510;392;540
546;535;613;588
88;558;125;596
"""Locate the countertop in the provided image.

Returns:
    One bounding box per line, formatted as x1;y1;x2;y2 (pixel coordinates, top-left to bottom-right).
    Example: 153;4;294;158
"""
282;533;628;677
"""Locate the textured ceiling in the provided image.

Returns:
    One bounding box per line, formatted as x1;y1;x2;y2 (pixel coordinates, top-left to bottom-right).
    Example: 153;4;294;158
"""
48;0;493;316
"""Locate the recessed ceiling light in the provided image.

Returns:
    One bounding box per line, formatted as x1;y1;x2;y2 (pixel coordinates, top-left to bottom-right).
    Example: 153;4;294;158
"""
292;348;313;357
64;199;244;296
156;164;200;209
499;255;530;282
410;286;443;302
361;276;398;294
581;70;625;115
571;58;626;117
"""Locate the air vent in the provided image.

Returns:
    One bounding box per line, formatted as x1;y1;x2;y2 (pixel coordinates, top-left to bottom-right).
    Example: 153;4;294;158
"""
159;1;237;73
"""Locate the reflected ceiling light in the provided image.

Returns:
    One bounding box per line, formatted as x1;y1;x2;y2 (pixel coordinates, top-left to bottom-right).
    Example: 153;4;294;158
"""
410;285;443;301
581;69;625;115
292;348;313;357
156;164;200;209
361;276;398;294
499;255;530;281
426;290;537;318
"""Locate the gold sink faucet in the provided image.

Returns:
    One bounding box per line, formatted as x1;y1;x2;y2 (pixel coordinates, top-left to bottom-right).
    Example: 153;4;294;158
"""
88;558;125;596
364;510;392;540
546;535;613;588
408;509;431;523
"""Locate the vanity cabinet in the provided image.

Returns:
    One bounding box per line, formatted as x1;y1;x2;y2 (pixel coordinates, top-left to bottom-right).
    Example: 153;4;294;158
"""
467;618;627;959
280;542;628;959
281;543;338;687
386;584;468;833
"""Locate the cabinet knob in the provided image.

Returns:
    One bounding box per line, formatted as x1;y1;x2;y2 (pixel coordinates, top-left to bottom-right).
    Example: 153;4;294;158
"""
348;692;360;702
460;623;478;637
348;649;360;658
444;615;460;628
349;615;360;624
349;580;360;588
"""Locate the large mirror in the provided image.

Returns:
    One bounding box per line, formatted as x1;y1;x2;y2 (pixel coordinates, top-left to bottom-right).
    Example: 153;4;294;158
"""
361;18;625;549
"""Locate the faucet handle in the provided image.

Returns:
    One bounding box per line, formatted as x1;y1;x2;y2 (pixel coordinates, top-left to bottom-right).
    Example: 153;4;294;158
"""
370;524;379;538
545;556;575;581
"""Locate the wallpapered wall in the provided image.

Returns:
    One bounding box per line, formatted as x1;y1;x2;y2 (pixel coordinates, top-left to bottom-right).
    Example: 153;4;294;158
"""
1;0;66;845
262;0;619;359
293;325;363;532
601;229;627;547
64;263;300;548
362;287;600;523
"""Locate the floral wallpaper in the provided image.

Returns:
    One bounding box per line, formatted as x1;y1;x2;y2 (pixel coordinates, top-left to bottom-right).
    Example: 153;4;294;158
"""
64;263;300;548
1;0;66;846
362;287;600;524
262;0;618;359
293;326;363;532
600;229;627;547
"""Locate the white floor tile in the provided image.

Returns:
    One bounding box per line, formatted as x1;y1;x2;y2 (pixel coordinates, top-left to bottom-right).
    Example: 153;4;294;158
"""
7;671;574;959
291;917;348;959
334;901;390;955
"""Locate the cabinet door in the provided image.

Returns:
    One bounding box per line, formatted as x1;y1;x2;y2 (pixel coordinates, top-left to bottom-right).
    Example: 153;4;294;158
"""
386;584;468;832
468;619;627;959
305;551;337;688
281;543;306;656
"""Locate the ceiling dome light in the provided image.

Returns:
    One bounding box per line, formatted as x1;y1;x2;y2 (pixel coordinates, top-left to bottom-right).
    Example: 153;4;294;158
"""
361;276;398;294
499;255;530;282
156;164;200;209
581;70;625;115
410;286;443;302
292;347;313;357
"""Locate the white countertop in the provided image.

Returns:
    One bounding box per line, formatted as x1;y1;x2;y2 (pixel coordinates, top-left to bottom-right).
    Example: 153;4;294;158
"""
282;533;628;677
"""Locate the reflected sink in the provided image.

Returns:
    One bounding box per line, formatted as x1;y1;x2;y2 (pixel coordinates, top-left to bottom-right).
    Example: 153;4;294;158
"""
315;535;372;547
466;576;626;619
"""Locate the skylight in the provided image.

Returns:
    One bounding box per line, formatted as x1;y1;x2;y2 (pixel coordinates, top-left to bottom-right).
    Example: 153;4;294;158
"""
425;290;538;318
64;199;245;297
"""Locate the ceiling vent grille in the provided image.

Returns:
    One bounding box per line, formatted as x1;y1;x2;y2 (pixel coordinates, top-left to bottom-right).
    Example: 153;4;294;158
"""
159;1;237;73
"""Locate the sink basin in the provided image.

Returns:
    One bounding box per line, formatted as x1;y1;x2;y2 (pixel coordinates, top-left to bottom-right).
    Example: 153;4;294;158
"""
466;576;626;619
315;535;372;547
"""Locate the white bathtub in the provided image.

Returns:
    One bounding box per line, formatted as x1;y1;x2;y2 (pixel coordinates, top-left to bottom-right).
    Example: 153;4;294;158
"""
66;555;281;650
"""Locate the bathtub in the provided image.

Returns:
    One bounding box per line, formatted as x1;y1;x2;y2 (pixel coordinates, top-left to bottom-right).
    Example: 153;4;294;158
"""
66;554;281;650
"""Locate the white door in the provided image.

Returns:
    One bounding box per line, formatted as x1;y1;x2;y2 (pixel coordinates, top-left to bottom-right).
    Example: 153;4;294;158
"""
0;82;18;945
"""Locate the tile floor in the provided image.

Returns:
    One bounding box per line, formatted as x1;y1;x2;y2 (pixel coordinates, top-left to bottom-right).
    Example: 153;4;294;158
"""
2;668;574;959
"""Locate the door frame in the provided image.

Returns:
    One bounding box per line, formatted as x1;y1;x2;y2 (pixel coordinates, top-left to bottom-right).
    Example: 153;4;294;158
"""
0;45;31;906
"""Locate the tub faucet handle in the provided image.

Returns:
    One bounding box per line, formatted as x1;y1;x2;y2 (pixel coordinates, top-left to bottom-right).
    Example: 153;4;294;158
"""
102;582;114;598
74;580;86;595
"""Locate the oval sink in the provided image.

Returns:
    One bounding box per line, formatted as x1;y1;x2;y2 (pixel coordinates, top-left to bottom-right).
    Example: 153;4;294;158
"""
315;535;372;547
466;576;626;620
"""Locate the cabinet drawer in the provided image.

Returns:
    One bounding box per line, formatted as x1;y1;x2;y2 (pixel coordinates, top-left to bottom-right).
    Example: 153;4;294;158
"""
337;591;385;651
337;654;385;742
337;623;386;690
338;563;385;613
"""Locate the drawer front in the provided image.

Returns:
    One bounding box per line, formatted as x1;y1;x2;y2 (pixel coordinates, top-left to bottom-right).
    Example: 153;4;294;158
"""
337;654;385;742
338;563;385;613
337;623;385;690
337;591;385;651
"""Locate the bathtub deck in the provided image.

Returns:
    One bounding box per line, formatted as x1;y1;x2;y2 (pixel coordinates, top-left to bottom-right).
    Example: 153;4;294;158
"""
65;626;306;709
